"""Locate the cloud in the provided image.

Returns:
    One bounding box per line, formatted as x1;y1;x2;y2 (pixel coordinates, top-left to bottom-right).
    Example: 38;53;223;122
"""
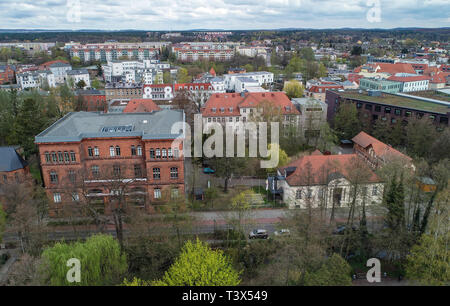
0;0;448;30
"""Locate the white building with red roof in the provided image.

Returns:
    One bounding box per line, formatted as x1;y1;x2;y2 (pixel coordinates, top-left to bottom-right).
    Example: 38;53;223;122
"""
387;75;430;92
276;152;383;209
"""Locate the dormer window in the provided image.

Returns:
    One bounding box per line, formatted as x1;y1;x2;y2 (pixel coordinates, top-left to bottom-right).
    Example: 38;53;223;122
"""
212;108;216;113
229;107;233;112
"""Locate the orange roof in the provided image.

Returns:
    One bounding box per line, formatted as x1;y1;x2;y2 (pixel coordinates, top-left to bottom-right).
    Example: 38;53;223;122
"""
387;75;431;82
352;132;412;163
375;63;416;75
279;154;380;186
430;72;448;84
123;99;161;113
202;92;300;117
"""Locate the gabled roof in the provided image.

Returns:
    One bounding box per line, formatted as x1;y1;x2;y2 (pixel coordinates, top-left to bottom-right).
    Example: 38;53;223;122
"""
352;131;412;163
375;63;416;75
0;147;28;172
279;154;379;186
123;99;161;113
202;92;300;117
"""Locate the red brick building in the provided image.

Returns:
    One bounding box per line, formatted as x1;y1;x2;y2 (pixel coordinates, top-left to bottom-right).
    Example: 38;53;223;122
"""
352;131;413;169
35;110;185;217
75;89;107;112
0;65;15;85
0;146;30;185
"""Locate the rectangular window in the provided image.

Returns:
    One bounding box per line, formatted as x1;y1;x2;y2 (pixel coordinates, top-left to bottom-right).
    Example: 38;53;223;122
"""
58;151;64;162
115;146;121;156
395;109;402;116
70;151;76;162
45;152;50;163
63;152;69;163
134;165;142;178
92;165;99;177
131;145;136;156
296;189;302;199
50;171;58;183
68;170;76;183
168;148;173;158
385;107;391;114
156;149;161;158
113;165;121;176
372;186;378;196
110;146;115;157
170;167;178;179
137;146;142;156
162;149;167;159
94;147;99;156
53;193;61;203
71;193;79;202
88;147;93;157
174;148;180;159
375;106;381;112
154;188;161;199
153;168;160;180
150;149;155;159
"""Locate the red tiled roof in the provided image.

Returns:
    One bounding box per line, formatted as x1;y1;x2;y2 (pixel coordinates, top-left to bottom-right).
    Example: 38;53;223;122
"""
40;60;69;69
375;63;416;75
430;72;448;84
279;154;380;186
123;99;161;113
352;131;412;163
387;75;431;82
308;85;343;93
202;92;300;117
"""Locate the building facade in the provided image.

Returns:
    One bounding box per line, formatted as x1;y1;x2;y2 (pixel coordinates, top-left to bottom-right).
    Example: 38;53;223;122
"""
35;110;185;217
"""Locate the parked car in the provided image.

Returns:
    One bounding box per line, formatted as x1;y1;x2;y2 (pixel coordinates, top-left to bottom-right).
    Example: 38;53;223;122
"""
333;225;357;235
249;229;269;240
203;167;215;174
274;229;290;236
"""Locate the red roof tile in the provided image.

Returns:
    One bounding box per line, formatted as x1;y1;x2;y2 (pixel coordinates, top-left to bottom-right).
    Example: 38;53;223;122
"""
387;75;431;82
352;131;412;163
123;99;161;113
279;154;379;186
202;92;300;117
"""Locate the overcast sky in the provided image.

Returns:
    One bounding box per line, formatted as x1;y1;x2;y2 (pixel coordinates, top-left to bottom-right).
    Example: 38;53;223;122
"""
0;0;448;30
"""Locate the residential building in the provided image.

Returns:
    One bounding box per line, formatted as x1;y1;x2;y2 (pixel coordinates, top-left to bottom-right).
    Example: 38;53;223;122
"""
17;70;56;90
35;110;185;217
172;42;239;62
122;99;161;113
67;42;167;63
224;71;274;92
291;98;328;139
67;69;91;89
0;65;16;85
105;83;143;101
201;92;301;130
48;62;72;84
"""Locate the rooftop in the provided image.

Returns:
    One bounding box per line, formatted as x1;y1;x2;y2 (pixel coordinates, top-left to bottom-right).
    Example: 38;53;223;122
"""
0;146;28;172
334;90;450;115
35;109;184;143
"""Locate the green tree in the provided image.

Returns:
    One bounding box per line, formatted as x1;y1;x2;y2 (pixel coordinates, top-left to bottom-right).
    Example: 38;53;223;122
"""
177;68;191;83
11;97;48;158
304;254;352;286
405;234;449;285
333;101;361;140
153;239;241;286
385;175;405;232
40;234;127;286
283;80;304;99
76;80;87;89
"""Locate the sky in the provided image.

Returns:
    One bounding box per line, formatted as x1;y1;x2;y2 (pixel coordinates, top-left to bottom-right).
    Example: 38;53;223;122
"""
0;0;448;30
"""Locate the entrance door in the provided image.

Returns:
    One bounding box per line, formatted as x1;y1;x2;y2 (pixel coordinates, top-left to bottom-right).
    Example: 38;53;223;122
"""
333;188;343;206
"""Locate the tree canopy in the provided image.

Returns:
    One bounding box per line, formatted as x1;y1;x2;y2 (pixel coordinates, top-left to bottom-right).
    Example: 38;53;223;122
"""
153;239;241;286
